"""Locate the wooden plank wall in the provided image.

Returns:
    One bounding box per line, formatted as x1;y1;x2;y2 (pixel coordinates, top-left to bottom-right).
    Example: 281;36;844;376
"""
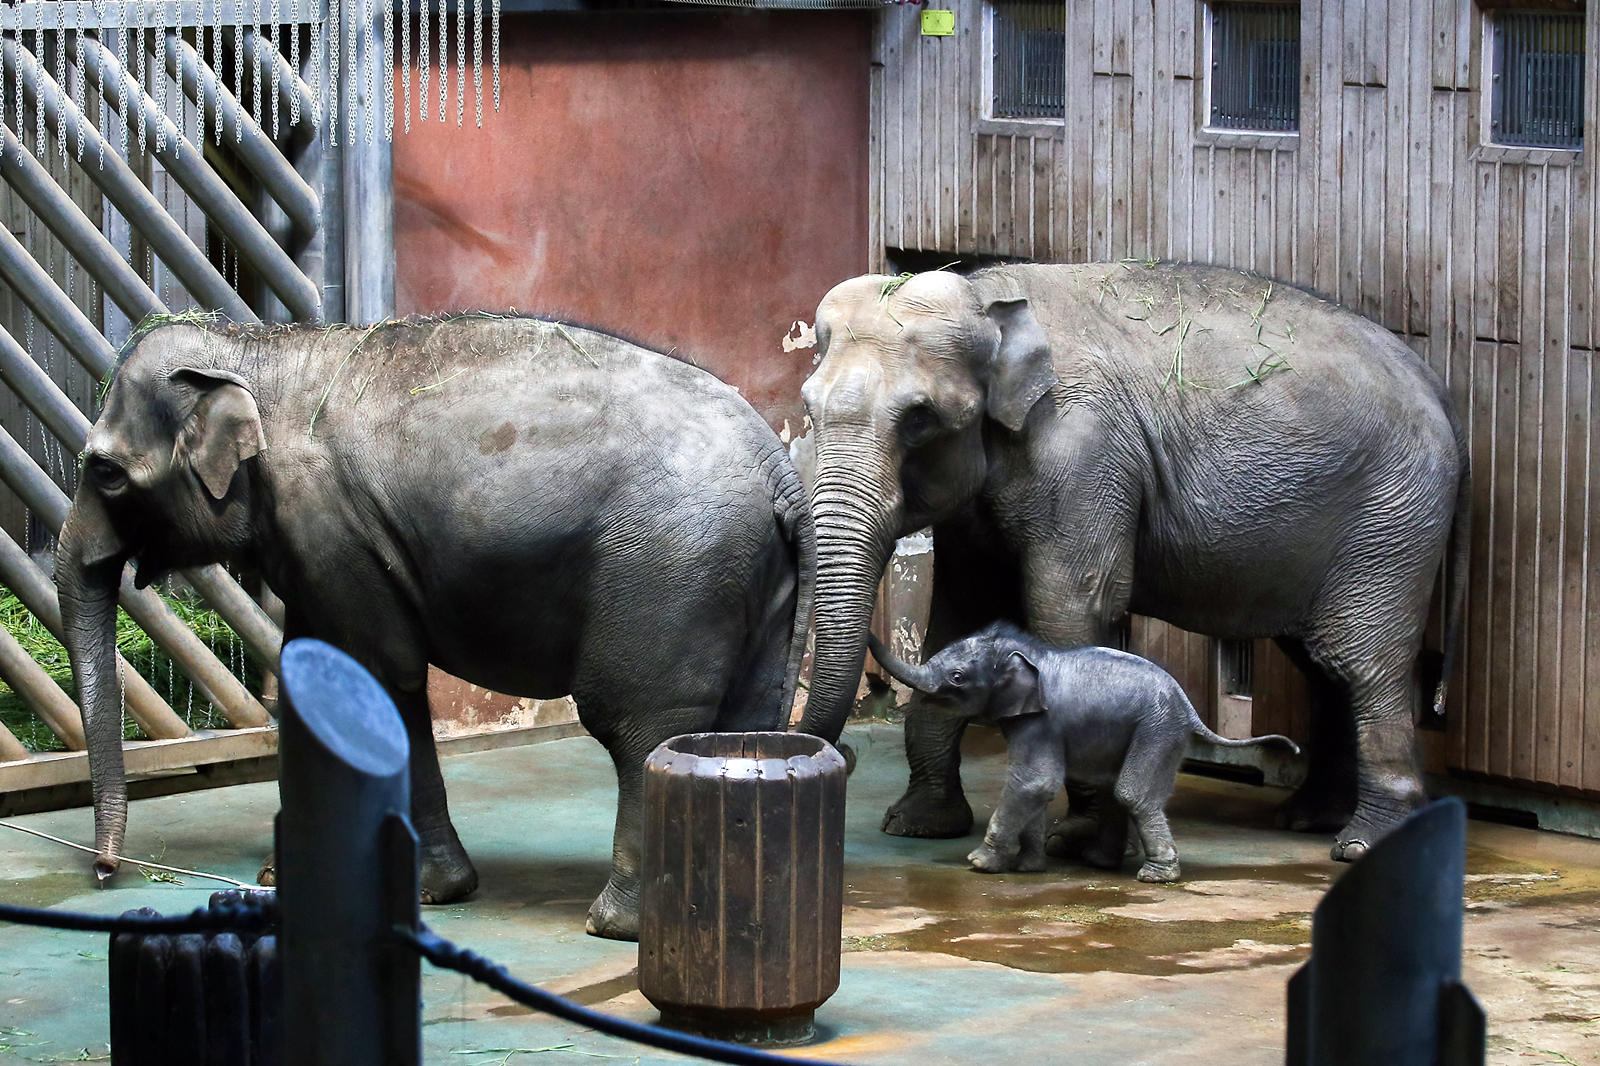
871;0;1600;795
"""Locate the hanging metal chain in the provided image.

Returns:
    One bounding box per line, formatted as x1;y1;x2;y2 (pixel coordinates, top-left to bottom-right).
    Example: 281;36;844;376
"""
473;0;481;127
436;0;444;127
290;0;301;129
119;20;132;155
492;0;499;112
72;3;87;160
328;0;339;144
419;0;429;122
306;0;318;127
214;0;224;143
32;32;45;158
383;0;393;140
234;0;244;141
53;2;67;164
346;0;356;145
135;0;149;155
454;0;464;126
270;0;280;138
154;4;170;152
395;0;403;132
362;0;373;145
252;0;264;140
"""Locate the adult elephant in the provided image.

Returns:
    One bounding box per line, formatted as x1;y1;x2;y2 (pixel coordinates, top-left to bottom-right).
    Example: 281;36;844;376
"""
792;263;1469;862
58;315;813;940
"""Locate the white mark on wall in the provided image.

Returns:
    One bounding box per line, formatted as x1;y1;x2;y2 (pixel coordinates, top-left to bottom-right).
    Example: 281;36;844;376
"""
782;320;817;354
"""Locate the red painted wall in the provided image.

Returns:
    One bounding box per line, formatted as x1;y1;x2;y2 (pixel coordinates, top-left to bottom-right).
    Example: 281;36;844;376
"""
393;10;871;434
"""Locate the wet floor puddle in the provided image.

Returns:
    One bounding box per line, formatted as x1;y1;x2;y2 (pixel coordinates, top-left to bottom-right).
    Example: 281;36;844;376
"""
841;838;1600;976
841;861;1323;975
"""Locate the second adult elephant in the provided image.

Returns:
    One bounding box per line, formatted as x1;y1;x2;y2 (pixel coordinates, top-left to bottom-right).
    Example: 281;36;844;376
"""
792;262;1468;862
58;315;813;940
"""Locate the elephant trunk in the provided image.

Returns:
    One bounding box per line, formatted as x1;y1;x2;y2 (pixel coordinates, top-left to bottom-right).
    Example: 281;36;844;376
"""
795;434;901;742
865;632;939;694
56;512;129;879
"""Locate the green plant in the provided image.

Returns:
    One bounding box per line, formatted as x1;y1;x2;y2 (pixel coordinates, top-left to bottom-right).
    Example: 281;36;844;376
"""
0;587;263;754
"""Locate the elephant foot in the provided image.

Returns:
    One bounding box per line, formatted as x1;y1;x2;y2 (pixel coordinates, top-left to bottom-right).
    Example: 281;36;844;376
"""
586;879;641;941
1329;794;1420;863
1136;858;1181;883
1015;850;1047;874
419;842;479;905
1330;837;1369;863
966;843;1009;873
1079;844;1124;872
1044;814;1099;859
1274;781;1356;834
882;787;973;839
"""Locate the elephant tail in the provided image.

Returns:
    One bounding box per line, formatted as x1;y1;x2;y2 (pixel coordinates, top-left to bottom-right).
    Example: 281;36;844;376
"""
1191;719;1302;755
1430;420;1472;721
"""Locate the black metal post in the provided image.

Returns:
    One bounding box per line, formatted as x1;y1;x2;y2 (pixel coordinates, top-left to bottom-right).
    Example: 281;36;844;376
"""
277;638;420;1066
1286;797;1486;1066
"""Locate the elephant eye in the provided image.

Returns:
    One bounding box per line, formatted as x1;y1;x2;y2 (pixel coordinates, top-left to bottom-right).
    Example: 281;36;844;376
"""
901;404;940;446
949;670;966;687
86;456;128;494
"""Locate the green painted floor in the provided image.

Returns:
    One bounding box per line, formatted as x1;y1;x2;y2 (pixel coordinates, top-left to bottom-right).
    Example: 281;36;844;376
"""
2;723;1598;1065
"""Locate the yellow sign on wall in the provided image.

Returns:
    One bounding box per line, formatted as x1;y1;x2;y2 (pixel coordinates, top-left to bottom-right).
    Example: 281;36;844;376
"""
921;9;955;36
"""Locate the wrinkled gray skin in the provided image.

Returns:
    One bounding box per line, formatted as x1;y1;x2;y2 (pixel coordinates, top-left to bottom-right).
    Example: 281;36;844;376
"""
868;624;1298;882
796;263;1469;863
57;317;814;941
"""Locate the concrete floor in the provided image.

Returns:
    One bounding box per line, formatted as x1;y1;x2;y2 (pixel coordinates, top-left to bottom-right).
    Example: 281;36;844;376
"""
1;723;1598;1065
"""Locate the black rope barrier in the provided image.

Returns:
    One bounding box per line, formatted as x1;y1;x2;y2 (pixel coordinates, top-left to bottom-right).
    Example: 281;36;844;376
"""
400;926;843;1066
1;898;842;1065
0;894;277;935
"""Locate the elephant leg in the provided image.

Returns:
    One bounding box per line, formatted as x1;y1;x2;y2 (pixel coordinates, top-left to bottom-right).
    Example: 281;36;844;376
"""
883;711;975;838
967;717;1062;873
1017;806;1050;873
1288;628;1428;862
390;684;478;904
1045;784;1104;859
584;704;720;941
1113;736;1185;883
1079;789;1129;871
1273;637;1359;833
1334;662;1427;862
884;519;1025;838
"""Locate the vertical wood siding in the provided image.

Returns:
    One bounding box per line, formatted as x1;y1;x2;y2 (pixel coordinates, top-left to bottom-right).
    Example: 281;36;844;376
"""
873;0;1600;794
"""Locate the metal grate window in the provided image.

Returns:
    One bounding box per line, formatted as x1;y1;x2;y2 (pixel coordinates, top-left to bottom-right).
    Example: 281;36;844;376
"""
1490;12;1586;150
1220;640;1255;698
1209;2;1301;133
991;0;1066;121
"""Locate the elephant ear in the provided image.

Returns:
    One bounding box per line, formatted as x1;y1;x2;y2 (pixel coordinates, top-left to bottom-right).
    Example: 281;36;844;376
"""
988;649;1047;720
170;368;264;501
981;297;1055;433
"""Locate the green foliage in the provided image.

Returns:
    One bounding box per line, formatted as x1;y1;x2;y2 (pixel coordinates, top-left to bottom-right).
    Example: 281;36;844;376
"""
0;587;263;754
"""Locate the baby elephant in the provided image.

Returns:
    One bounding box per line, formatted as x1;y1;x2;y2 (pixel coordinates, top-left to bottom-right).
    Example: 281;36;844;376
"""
867;623;1299;882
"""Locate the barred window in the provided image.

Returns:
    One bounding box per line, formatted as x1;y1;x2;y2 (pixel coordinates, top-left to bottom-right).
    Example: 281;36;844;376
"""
1209;2;1301;133
1220;639;1255;698
991;0;1066;121
1489;11;1586;150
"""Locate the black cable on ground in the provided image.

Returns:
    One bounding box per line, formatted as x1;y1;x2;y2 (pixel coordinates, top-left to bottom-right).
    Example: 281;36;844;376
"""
400;926;845;1066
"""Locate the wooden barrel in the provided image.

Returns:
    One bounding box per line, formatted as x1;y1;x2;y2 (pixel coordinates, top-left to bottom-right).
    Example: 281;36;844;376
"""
639;731;846;1046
